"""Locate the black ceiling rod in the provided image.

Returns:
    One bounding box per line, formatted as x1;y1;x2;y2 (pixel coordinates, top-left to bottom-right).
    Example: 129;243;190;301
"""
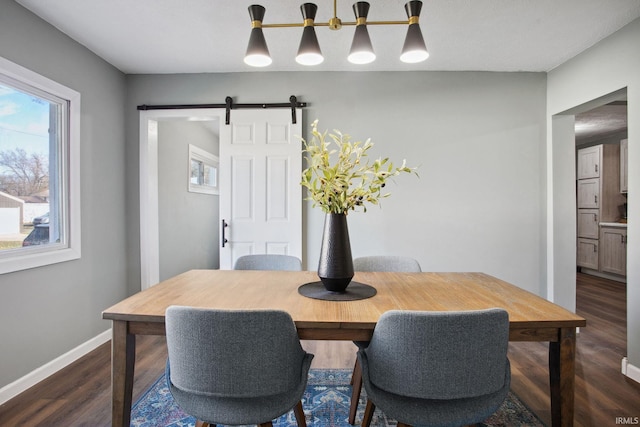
137;102;228;110
136;95;308;125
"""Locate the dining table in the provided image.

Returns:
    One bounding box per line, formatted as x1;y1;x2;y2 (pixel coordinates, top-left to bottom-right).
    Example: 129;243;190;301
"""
102;269;586;427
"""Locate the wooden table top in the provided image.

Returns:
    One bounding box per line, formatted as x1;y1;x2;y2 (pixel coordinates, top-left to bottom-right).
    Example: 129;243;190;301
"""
103;270;585;331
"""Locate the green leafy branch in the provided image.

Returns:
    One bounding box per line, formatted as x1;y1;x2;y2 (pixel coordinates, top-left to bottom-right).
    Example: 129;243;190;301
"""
300;120;417;214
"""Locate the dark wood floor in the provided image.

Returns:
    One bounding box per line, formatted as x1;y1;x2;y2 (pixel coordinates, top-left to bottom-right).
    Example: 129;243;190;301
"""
0;273;638;426
508;273;640;427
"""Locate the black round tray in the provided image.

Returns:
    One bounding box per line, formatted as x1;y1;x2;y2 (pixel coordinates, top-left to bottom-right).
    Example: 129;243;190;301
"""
298;281;377;301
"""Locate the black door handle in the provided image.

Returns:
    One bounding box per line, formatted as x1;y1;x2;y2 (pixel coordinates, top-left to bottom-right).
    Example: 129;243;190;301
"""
221;219;229;247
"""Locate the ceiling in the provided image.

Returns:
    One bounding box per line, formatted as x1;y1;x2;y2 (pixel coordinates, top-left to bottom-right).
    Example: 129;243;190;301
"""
575;102;628;144
15;0;640;74
15;0;635;142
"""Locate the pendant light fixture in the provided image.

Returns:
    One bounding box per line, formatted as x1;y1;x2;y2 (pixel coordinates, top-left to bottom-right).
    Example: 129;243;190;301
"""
400;0;429;63
244;5;272;67
244;1;429;67
348;2;375;64
296;3;324;66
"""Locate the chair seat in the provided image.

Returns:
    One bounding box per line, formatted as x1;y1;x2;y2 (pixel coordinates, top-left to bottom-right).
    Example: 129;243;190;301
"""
361;357;511;427
166;355;313;425
357;309;511;427
165;307;313;426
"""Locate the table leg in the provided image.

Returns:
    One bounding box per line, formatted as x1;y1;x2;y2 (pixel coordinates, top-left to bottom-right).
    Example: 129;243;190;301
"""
111;320;136;427
348;358;363;425
549;327;576;427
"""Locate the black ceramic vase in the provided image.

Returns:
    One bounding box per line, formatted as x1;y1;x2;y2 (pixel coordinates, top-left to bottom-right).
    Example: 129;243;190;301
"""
318;213;354;292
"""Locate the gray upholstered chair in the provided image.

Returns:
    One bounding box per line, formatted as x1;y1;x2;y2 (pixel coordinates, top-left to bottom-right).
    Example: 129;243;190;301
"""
358;309;511;427
233;254;302;271
165;306;314;427
353;256;422;273
348;255;422;424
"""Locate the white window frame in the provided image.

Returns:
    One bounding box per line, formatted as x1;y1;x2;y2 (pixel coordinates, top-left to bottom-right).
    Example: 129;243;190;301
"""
0;56;81;274
188;144;219;195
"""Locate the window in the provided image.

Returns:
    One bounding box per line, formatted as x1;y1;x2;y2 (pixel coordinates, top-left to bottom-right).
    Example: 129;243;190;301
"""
0;56;80;274
188;144;219;195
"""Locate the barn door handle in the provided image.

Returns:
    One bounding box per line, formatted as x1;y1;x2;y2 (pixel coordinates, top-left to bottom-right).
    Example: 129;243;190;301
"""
221;219;229;247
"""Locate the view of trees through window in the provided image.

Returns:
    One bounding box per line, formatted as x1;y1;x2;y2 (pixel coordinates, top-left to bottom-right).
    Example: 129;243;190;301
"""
0;80;55;251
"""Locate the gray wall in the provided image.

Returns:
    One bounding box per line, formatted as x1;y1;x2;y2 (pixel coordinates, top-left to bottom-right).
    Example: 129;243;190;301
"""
5;0;637;396
126;71;548;296
0;0;127;387
158;121;219;280
547;17;640;372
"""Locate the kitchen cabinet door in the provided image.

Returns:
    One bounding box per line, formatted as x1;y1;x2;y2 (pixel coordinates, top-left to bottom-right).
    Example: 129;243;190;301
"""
577;209;599;239
577;238;599;270
577;145;601;179
577;178;600;209
600;227;627;276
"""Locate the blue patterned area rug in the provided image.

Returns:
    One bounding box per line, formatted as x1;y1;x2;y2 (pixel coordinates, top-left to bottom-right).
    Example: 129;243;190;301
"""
131;369;545;427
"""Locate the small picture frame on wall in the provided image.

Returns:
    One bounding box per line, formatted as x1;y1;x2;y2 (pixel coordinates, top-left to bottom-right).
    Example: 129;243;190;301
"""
188;144;219;195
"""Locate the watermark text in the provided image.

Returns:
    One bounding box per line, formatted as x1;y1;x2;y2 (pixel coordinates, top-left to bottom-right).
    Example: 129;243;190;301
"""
616;417;640;425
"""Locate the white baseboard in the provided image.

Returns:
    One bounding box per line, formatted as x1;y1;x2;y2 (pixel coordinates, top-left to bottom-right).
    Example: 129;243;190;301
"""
0;329;111;405
621;357;640;384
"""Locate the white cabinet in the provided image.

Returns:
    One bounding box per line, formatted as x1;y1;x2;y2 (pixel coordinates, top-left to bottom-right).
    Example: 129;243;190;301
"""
577;178;599;209
577;145;601;179
600;225;627;276
576;144;626;272
576;144;623;220
577;238;599;270
621;139;628;193
577;209;599;239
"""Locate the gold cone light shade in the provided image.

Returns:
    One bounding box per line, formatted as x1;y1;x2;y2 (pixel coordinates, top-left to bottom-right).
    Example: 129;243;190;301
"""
348;2;375;64
400;1;429;63
244;5;272;67
296;3;324;65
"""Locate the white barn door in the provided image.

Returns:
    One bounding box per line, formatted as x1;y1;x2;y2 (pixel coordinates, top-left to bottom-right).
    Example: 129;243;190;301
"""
219;109;302;269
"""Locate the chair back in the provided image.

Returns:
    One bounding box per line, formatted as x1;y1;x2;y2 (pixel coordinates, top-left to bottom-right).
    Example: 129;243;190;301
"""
364;308;509;399
166;306;309;398
353;256;421;272
233;254;302;271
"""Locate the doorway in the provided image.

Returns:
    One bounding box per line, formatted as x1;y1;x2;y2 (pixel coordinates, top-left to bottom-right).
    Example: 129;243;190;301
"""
551;87;629;381
139;108;304;288
139;109;223;289
548;88;628;310
574;95;628;281
157;119;220;281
